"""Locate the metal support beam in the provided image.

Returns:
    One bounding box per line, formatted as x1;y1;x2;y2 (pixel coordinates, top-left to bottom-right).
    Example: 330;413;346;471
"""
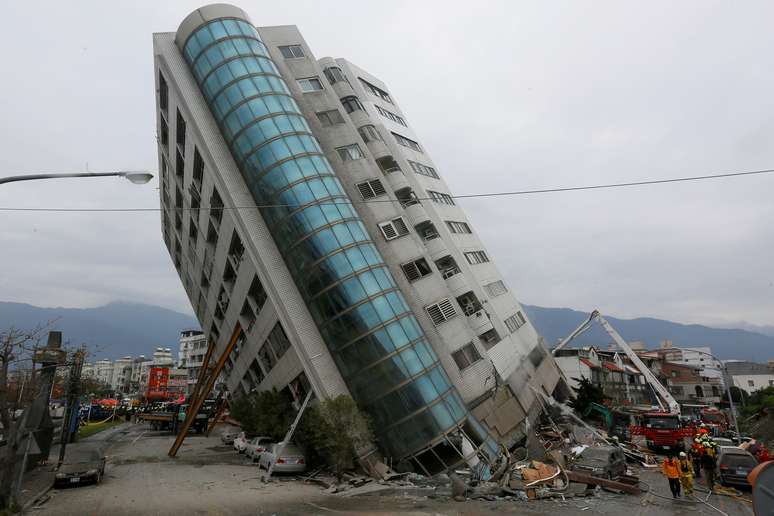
263;389;314;482
205;397;228;437
168;324;242;457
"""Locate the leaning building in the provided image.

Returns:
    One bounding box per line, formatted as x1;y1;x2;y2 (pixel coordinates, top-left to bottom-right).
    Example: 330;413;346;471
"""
153;3;563;474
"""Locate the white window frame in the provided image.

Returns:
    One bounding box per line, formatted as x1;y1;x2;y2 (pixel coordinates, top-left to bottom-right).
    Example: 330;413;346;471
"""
452;342;483;371
425;298;458;326
400;257;432;282
446;221;472;234
316;109;345;127
484;280;508;297
464;250;489;265
336;144;364;161
356;179;386;200
279;45;305;59
504;311;527;333
297;76;323;93
378;217;409;241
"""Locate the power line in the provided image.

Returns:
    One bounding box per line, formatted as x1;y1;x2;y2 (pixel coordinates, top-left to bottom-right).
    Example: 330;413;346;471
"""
0;167;771;213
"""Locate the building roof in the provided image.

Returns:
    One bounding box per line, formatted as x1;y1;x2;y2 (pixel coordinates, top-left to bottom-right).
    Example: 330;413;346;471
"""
602;362;624;372
580;358;599;369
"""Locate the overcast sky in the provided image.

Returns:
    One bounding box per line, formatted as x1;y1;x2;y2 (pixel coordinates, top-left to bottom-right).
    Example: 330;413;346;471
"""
1;1;773;329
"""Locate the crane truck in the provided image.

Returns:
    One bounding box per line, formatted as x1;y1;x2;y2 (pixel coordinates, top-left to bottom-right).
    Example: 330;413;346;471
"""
553;310;693;452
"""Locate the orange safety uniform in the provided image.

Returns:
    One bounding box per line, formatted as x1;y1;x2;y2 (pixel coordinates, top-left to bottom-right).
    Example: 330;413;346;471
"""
662;459;680;479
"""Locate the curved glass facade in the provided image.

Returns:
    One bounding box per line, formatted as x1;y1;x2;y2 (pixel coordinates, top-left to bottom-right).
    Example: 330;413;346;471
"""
178;15;496;463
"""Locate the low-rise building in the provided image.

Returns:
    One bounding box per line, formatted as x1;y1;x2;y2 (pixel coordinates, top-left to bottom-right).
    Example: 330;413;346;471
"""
725;361;774;394
177;330;208;396
660;361;723;406
554;347;650;406
95;359;114;386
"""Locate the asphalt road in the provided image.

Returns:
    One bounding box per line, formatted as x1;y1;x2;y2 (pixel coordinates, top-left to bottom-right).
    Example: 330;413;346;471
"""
32;423;755;516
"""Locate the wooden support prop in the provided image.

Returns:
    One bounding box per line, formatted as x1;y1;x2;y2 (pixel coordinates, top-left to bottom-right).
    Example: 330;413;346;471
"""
205;397;228;437
168;324;242;457
564;470;641;495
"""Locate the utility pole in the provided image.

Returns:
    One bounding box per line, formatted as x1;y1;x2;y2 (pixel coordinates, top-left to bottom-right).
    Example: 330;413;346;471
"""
57;349;84;468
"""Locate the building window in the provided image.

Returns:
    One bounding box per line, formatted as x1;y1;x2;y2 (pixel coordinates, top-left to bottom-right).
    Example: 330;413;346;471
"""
359;78;393;103
378;217;409;241
356;179;386;200
323;66;347;85
192;147;204;187
401;257;432;282
392;132;422;152
249;358;265;385
266;323;291;361
341;95;364;113
297;77;323;92
247;275;267;313
176;108;186;152
484;280;507;297
279;44;305;58
358;124;383;144
336;144;364;161
315;109;345;127
175;149;184;179
427;190;455;205
748;380;754;387
374;105;407;126
408;160;439;179
158;70;168;113
452;343;482;371
160;117;169;148
504;311;527;333
464;250;490;265
425;298;458;326
446;221;472;234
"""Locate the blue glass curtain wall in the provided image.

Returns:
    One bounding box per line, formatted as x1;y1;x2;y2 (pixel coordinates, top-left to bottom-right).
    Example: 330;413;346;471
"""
179;17;496;463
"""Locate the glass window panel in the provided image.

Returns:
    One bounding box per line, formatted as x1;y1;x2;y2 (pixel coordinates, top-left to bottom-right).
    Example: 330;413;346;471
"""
344;246;368;271
359;270;382;297
223;19;241;36
372;268;394;291
331;223;354;246
354;302;381;331
219;40;238;60
371;295;395;322
327;250;354;278
320;202;344;224
209;20;227;39
279;160;303;183
274;114;293;133
258;117;279;139
386;291;407;315
413;340;436;368
237;77;259;98
288;181;312;205
244;58;261;75
235;102;254;125
413;375;441;404
428;366;451;395
264;95;283;113
400;317;422;341
431;402;455;430
286;135;306;155
446;392;466;421
228;59;249;78
233;38;251;55
302;205;327;229
237;20;254;36
400;347;424;376
385;320;408;348
256;145;276;169
341;277;367;304
268;139;291;161
315;228;340;254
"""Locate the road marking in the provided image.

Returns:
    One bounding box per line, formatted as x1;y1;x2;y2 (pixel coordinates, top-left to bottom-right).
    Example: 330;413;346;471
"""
131;432;145;445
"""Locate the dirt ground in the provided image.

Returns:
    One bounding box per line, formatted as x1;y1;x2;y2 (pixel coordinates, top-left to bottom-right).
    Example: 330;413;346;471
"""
30;423;755;516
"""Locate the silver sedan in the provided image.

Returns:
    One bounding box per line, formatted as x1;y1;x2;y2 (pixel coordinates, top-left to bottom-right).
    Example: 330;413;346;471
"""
258;442;307;474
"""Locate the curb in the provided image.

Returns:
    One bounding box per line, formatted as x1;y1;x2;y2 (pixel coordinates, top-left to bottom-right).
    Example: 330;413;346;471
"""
20;482;54;514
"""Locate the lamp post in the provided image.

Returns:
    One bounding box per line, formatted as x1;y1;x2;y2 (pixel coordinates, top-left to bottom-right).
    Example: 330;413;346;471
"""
666;346;740;437
0;171;153;186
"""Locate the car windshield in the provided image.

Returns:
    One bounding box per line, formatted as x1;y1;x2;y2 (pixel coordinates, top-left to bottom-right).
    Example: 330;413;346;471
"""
646;417;680;429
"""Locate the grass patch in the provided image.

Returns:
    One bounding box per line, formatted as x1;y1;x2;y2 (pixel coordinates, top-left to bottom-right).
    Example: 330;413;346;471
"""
78;418;122;439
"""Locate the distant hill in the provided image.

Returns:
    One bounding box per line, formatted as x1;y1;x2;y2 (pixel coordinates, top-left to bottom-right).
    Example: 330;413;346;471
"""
523;305;774;361
2;300;771;363
0;301;199;361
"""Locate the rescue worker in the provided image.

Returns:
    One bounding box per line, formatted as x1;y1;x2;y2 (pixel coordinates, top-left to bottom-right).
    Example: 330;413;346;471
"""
701;447;717;491
662;456;681;498
690;440;703;478
678;451;694;495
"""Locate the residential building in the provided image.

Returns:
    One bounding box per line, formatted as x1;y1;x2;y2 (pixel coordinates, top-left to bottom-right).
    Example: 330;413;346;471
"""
81;362;95;379
111;356;133;393
153;347;175;367
658;342;724;384
659;361;723;406
554;347;651;406
178;329;208;395
95;359;114;386
130;355;153;394
152;4;562;473
725;361;774;394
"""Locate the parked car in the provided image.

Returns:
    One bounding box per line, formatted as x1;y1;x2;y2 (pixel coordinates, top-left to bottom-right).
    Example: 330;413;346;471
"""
571;445;627;480
258;442;307;474
233;432;248;453
54;447;106;487
245;436;272;462
713;437;736;447
717;446;758;487
220;429;238;445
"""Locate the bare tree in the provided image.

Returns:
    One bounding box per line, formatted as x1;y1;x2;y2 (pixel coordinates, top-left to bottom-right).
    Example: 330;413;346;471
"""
0;324;52;511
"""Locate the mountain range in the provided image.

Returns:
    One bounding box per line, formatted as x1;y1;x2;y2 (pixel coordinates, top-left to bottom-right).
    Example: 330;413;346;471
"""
1;300;772;362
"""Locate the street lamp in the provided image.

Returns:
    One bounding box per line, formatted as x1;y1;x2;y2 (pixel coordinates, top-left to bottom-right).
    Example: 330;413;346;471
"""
665;346;741;437
0;170;154;186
